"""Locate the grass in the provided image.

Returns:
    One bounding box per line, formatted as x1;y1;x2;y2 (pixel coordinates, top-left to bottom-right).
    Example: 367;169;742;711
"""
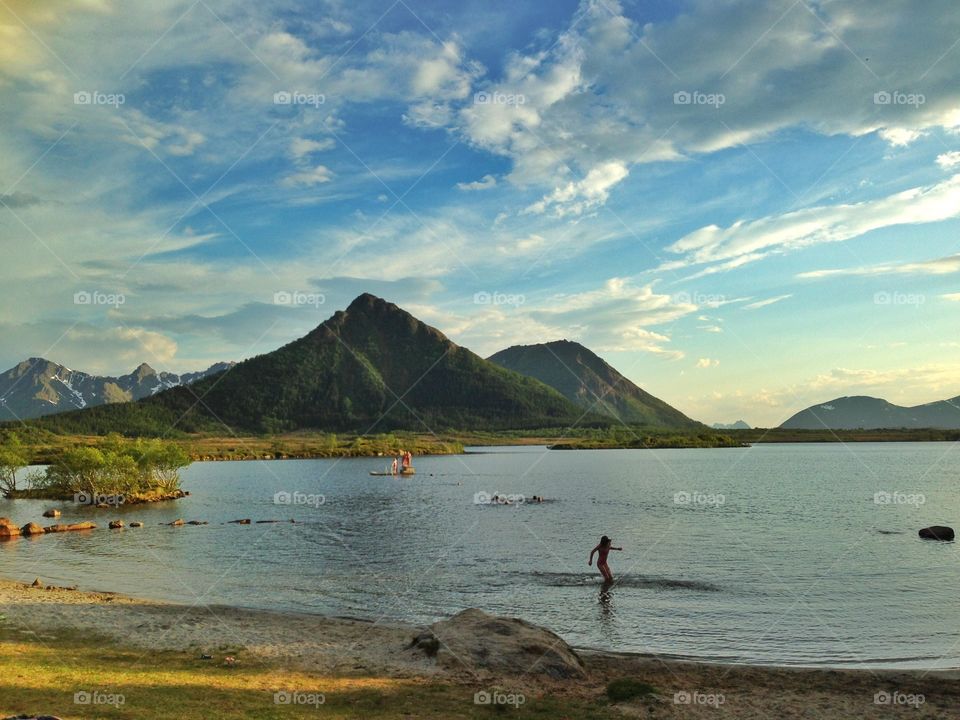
605;678;658;703
0;627;620;719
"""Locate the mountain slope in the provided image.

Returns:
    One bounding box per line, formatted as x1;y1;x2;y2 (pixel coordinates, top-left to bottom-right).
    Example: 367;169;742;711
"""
488;340;700;428
29;295;591;435
781;395;960;429
0;358;234;421
712;420;751;430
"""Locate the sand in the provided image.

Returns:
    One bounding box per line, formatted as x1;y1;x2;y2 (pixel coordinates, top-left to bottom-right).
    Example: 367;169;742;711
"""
2;578;959;718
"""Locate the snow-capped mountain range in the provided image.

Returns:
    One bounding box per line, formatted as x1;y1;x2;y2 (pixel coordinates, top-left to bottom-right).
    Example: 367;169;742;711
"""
0;358;235;421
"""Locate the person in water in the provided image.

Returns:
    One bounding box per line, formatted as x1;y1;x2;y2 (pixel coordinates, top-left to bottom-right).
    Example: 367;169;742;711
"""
589;535;622;582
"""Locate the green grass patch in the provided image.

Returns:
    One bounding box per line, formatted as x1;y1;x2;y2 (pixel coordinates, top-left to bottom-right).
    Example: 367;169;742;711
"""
605;677;657;703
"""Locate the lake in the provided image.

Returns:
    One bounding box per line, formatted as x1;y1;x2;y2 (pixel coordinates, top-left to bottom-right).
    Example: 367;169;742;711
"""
1;443;958;668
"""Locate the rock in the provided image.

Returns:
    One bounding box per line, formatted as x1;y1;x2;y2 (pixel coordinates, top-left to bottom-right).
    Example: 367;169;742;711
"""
95;503;110;508
108;520;124;529
406;608;586;680
43;522;96;533
31;578;42;587
186;520;208;525
255;520;281;524
919;525;955;541
129;521;143;528
0;518;21;539
21;522;45;536
42;509;61;518
228;519;251;524
169;519;185;526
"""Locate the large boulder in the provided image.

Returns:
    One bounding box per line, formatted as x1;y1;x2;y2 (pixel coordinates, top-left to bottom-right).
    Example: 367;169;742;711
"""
0;518;21;539
407;608;586;680
21;522;45;536
919;525;955;541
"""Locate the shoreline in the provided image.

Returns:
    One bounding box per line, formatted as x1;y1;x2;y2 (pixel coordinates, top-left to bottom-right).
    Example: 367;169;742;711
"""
4;577;960;718
4;574;959;673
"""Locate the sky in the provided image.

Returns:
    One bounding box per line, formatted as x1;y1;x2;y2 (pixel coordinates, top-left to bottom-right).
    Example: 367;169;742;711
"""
1;0;960;427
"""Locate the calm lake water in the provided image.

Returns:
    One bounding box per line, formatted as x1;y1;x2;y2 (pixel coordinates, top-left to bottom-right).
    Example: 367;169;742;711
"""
2;443;959;668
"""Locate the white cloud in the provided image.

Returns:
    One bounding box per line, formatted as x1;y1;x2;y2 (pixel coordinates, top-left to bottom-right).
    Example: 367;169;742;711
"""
743;294;792;309
696;358;719;368
282;164;334;187
524;161;629;217
456;174;497;191
799;253;960;279
937;151;960;169
290;137;335;161
668;174;960;275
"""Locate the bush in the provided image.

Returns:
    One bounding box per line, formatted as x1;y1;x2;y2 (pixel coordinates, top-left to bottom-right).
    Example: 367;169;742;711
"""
0;433;28;496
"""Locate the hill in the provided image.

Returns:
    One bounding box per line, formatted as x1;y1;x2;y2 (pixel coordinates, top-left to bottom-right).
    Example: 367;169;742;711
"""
0;358;233;421
780;395;960;429
487;340;700;428
26;295;592;435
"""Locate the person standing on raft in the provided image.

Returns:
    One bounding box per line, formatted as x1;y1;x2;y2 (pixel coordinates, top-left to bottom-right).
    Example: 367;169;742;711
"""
589;535;623;582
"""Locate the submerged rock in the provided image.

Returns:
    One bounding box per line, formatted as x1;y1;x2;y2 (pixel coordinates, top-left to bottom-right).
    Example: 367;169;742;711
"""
228;519;251;524
186;520;208;525
919;525;955;541
43;522;96;533
21;523;45;536
169;519;185;526
407;608;586;679
129;521;143;528
108;520;124;529
42;509;61;518
0;518;21;539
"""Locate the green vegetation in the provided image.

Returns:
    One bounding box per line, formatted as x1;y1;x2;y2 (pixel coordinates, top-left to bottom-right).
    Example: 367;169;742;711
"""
489;340;701;428
606;678;657;703
16;295;596;437
0;433;28;495
547;426;747;449
4;433;190;502
727;427;960;443
0;627;621;720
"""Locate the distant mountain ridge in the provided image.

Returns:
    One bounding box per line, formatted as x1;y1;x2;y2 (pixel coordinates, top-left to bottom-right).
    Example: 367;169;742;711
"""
712;420;751;430
0;358;235;421
781;395;960;429
26;294;596;435
488;340;700;428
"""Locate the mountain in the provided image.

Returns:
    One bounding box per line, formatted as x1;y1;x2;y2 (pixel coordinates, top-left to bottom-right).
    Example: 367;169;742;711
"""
780;395;960;429
487;340;700;428
28;294;592;435
712;420;751;430
0;358;235;421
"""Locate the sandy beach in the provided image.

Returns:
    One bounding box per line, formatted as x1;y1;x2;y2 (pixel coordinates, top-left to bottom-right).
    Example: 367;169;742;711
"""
2;578;958;719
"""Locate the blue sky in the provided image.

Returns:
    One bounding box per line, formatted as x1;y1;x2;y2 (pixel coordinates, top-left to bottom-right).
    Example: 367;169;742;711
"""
2;0;960;426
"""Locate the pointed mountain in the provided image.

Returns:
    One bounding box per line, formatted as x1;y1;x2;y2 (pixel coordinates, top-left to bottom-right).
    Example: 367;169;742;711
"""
28;295;590;435
711;420;751;430
488;340;701;428
780;395;960;429
0;358;234;422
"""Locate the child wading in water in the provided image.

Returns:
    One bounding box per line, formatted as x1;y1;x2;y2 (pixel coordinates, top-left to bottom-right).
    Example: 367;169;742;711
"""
589;535;623;582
